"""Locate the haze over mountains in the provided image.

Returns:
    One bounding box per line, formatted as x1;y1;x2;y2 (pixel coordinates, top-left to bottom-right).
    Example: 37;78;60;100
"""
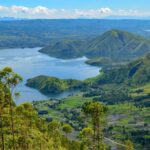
0;19;150;49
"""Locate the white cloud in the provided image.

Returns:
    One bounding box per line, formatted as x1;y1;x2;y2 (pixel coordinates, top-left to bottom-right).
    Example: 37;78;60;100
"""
11;5;29;13
0;5;59;18
0;6;8;11
99;8;112;14
0;5;149;19
31;6;57;15
74;8;112;18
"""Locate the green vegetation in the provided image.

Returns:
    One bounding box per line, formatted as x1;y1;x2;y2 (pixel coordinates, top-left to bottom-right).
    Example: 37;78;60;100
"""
82;29;150;61
1;20;150;49
81;53;150;109
32;95;92;128
82;101;107;150
85;57;114;67
40;40;83;59
26;52;150;104
0;67;67;150
107;103;150;150
26;75;85;94
25;51;150;149
1;20;150;150
40;29;150;65
0;67;110;150
33;96;149;149
92;53;150;85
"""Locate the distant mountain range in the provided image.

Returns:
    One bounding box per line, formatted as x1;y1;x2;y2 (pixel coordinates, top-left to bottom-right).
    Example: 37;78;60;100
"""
0;17;27;21
0;17;150;49
104;16;150;20
0;19;150;49
40;29;150;63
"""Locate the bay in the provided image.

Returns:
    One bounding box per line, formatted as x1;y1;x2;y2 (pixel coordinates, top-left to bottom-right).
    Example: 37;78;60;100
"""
0;48;100;104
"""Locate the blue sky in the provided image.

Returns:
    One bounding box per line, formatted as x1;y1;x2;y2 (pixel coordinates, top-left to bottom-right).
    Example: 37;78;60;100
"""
1;0;149;10
0;0;150;18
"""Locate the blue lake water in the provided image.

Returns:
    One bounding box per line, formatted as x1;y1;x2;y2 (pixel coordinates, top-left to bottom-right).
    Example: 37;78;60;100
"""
0;48;100;104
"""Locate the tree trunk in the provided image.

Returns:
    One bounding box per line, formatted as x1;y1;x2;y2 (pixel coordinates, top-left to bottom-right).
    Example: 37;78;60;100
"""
9;99;15;150
0;115;5;150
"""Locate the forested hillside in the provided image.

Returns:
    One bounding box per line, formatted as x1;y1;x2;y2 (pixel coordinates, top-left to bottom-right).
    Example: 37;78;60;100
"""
92;53;150;85
40;40;83;59
40;30;150;64
26;75;85;94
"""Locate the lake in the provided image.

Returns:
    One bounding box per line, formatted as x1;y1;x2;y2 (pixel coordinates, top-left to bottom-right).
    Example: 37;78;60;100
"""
0;48;100;104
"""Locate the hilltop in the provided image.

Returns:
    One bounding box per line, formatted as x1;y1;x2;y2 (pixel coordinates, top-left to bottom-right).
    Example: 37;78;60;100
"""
39;40;83;59
83;29;150;60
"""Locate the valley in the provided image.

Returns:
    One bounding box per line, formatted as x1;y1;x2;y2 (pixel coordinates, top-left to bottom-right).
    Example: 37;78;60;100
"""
26;49;150;149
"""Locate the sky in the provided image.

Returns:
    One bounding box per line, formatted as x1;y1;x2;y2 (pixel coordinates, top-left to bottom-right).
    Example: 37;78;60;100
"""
0;0;150;19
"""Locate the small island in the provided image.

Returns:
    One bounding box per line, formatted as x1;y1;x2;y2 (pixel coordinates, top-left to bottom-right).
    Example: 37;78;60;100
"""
26;75;85;95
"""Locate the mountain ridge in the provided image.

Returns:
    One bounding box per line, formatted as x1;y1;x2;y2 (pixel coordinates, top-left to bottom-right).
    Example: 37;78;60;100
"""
40;29;150;63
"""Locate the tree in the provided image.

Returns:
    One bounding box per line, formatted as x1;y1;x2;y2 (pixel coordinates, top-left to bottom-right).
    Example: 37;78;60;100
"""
0;67;22;150
82;101;107;150
0;84;6;150
0;67;71;150
80;127;94;150
124;140;134;150
48;120;61;149
62;124;73;138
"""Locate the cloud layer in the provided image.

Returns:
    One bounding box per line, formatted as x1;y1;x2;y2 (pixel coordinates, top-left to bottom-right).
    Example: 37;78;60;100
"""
0;5;149;19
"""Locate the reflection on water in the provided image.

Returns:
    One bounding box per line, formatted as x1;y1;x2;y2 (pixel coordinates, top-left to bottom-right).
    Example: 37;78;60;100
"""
0;48;100;104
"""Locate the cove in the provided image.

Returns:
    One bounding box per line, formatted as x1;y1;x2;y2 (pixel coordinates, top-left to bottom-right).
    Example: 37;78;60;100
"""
0;48;100;104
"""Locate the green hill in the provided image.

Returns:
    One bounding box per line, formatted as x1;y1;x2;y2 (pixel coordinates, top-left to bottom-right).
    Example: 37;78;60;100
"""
83;53;150;106
26;75;84;94
39;40;83;59
94;53;150;85
83;29;150;61
40;29;150;63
